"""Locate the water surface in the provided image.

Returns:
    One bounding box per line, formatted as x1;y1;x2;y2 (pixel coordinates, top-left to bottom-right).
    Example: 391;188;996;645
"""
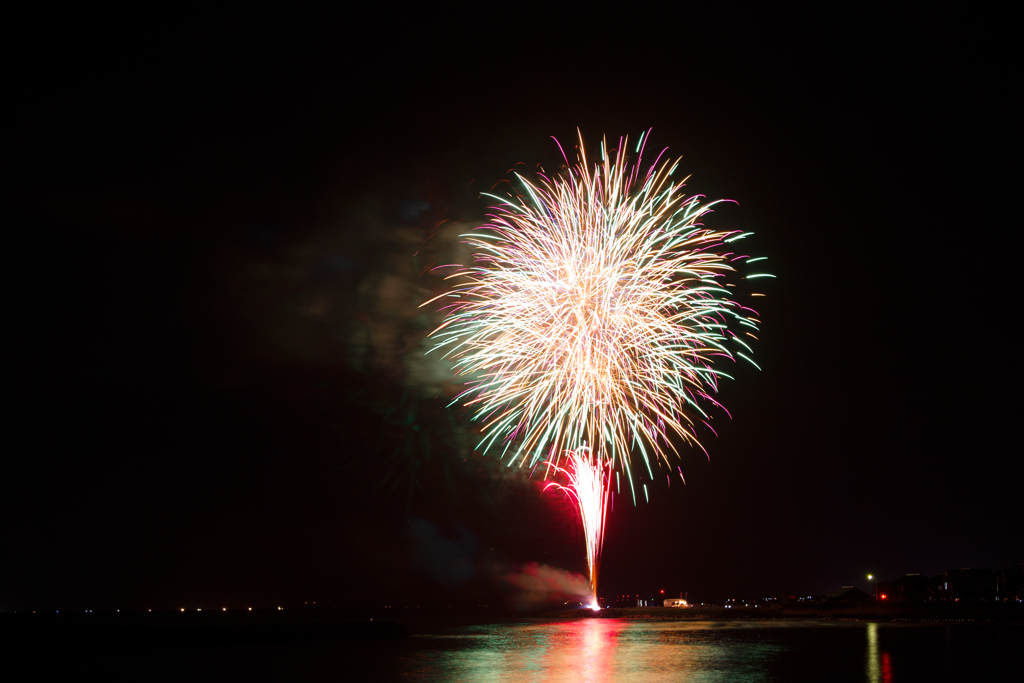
35;617;1022;681
388;619;1021;682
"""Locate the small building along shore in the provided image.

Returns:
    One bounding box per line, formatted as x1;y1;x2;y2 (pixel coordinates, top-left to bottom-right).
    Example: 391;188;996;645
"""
664;593;690;608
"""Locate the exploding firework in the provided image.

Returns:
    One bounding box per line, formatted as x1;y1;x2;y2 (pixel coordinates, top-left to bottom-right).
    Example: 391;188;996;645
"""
424;130;766;602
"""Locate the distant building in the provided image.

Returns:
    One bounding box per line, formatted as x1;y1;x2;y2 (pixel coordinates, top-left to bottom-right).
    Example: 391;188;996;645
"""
877;574;935;603
994;563;1024;602
935;568;997;602
663;598;689;607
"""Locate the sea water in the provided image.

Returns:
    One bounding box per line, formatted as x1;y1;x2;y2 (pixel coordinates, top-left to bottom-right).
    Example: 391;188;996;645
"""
384;619;1021;682
29;618;1022;681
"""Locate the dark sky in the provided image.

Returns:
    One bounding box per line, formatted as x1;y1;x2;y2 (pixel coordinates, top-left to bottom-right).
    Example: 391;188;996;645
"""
5;9;1018;611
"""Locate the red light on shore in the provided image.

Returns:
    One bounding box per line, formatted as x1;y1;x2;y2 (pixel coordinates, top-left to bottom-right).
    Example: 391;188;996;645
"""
881;594;887;600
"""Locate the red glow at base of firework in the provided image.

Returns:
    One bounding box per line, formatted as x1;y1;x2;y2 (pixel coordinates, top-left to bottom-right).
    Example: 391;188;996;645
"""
544;448;612;604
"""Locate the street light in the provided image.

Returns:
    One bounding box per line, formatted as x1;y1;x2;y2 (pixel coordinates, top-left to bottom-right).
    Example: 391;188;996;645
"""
868;574;877;601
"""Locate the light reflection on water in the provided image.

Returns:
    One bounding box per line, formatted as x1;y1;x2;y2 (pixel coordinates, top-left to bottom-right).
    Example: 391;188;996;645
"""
410;619;782;682
396;618;1022;682
865;622;893;683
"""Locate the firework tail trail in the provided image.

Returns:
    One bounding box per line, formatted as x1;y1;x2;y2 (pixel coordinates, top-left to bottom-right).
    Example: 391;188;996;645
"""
424;130;767;602
543;448;610;606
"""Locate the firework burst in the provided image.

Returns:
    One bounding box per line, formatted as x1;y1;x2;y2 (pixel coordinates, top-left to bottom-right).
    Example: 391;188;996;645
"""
424;130;766;600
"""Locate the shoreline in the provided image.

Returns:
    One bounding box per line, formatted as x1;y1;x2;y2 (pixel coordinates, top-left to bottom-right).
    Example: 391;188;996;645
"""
543;604;1024;624
3;602;1022;644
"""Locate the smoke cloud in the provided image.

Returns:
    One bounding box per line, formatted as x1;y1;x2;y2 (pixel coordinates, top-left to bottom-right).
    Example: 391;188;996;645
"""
220;192;475;397
499;561;592;611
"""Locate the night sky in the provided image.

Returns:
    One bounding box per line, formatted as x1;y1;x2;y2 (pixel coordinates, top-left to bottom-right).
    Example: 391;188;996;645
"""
6;9;1018;612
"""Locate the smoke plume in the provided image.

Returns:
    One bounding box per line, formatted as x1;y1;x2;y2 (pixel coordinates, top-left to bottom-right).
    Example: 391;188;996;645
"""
499;561;592;611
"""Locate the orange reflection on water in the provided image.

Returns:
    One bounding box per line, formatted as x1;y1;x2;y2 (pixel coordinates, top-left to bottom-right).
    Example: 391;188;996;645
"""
420;618;778;682
543;618;623;681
